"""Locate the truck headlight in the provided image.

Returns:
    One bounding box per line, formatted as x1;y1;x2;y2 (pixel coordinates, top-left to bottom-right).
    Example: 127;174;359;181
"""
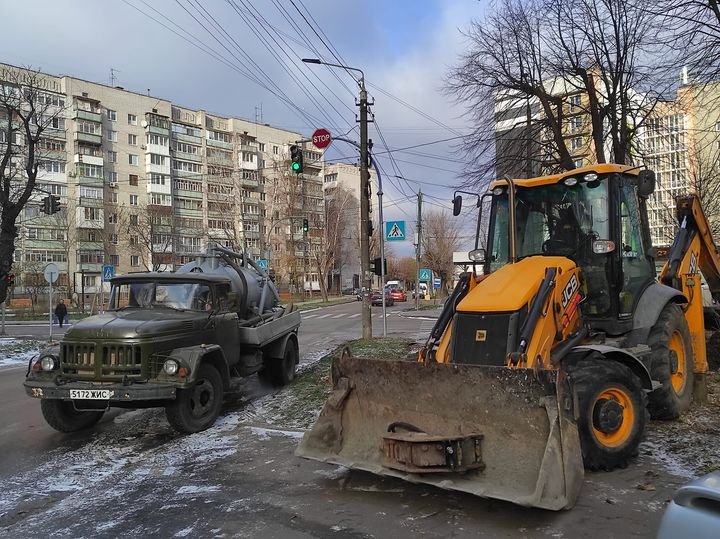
40;356;57;371
163;359;179;375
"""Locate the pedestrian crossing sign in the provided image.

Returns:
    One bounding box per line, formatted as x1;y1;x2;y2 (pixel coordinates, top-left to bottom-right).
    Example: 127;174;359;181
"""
419;268;432;281
385;220;406;242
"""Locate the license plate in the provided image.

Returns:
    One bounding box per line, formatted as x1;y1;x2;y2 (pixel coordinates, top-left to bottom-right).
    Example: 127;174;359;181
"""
70;389;112;400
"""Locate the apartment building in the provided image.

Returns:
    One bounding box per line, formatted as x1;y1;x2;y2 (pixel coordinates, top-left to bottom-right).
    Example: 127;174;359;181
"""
1;63;326;303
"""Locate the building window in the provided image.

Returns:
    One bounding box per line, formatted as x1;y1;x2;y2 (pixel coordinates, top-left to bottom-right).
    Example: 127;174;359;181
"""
84;207;101;221
130;235;139;245
107;150;117;162
129;194;138;206
569;116;582;131
150;154;166;166
569;94;581;112
77;121;101;135
324;173;338;184
128;134;137;145
258;143;265;152
573;158;584;168
129;174;139;186
570;137;583;150
272;145;279;155
106;171;118;183
51;117;65;130
109;254;120;265
128;114;137;125
109;192;118;203
107;109;117;121
108;213;118;224
129;215;138;226
130;255;140;267
129;154;139;166
40;161;65;173
147;134;168;146
108;130;118;142
150;174;167;185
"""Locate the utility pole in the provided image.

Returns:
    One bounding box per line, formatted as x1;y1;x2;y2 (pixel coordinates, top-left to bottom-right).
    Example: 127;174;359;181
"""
359;78;372;339
416;190;423;311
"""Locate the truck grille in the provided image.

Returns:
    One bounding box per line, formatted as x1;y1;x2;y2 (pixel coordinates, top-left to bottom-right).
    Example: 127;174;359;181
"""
61;342;143;378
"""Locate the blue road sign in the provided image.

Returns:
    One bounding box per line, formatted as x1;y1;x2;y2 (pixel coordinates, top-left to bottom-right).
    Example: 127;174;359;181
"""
385;220;406;242
433;277;441;289
102;264;115;282
257;259;268;269
419;268;432;281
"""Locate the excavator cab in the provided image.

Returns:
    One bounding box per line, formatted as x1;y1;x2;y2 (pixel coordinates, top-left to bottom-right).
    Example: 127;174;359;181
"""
482;166;657;334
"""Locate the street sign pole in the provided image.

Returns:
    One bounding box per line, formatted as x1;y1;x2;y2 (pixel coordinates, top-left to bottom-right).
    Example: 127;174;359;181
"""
49;278;53;342
44;263;59;343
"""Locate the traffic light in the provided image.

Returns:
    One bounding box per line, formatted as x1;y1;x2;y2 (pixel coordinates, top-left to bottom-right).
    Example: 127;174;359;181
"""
370;257;387;277
290;144;304;173
302;218;309;234
50;195;61;214
40;195;61;214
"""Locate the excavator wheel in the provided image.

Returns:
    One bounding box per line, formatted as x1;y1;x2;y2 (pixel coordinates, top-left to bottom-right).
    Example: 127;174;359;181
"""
569;356;647;471
647;303;694;419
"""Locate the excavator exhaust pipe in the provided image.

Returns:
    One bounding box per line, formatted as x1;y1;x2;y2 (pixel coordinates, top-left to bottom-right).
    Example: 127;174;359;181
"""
296;353;584;510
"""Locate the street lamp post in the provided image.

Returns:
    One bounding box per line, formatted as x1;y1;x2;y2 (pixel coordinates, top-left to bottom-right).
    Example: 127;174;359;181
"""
302;58;372;339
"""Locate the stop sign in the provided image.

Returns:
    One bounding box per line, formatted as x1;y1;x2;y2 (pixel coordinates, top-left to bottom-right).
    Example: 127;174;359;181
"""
311;128;332;150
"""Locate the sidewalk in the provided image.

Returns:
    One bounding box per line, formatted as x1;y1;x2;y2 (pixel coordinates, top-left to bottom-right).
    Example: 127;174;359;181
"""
398;307;443;320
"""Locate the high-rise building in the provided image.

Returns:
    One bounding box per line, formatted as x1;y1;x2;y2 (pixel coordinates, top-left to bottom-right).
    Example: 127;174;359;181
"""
0;63;328;305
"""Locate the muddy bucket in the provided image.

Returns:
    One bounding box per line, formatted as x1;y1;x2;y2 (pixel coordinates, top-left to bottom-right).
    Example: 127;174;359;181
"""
296;354;584;510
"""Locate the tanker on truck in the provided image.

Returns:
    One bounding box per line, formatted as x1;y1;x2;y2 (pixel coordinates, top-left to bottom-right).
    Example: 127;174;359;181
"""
24;244;301;434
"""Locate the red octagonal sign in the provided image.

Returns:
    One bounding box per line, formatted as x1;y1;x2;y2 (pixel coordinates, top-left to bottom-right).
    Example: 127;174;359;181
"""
311;128;332;150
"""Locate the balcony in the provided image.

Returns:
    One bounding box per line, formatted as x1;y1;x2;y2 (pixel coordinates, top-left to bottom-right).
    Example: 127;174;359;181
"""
174;188;203;199
244;231;260;240
172;132;202;144
171;150;202;163
74;154;104;166
238;144;258;153
74;132;102;146
71;109;102;123
147;124;169;136
76;175;103;187
78;241;104;251
206;138;233;150
241;177;259;188
174;207;203;217
79;197;104;208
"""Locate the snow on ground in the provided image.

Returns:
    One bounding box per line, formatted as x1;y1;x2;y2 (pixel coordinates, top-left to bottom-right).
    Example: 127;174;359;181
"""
0;338;42;369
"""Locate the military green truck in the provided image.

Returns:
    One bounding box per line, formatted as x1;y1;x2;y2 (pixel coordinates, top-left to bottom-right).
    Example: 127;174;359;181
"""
25;244;301;434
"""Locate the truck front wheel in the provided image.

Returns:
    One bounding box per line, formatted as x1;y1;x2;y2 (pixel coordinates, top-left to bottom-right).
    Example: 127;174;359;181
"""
166;363;224;434
41;400;105;433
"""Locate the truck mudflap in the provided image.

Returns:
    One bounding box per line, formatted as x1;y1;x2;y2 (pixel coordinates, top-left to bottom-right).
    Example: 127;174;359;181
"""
296;354;584;510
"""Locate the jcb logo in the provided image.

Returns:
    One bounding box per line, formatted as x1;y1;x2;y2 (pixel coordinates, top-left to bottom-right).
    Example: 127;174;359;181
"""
475;330;487;342
561;274;579;308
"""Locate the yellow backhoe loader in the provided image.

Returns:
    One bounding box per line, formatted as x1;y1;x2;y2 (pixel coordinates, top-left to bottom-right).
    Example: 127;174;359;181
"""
297;164;720;510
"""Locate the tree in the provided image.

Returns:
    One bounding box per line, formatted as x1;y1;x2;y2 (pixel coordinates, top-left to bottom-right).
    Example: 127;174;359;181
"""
0;66;66;304
446;0;668;188
421;210;463;293
311;186;354;301
128;203;174;271
388;256;417;287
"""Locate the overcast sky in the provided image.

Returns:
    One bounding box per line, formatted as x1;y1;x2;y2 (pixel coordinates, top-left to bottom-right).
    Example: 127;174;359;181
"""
1;0;484;256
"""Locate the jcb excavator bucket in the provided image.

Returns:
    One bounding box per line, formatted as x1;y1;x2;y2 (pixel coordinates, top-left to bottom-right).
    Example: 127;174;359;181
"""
296;354;584;510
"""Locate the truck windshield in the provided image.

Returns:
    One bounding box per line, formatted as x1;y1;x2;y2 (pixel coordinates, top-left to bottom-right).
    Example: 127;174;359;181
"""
109;281;213;311
489;177;610;271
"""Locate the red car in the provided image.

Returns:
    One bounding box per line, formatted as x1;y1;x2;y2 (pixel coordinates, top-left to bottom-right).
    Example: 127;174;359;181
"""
389;289;407;302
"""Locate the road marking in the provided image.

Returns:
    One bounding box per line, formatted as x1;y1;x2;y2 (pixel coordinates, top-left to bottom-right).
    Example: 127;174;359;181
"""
331;314;346;319
348;313;361;318
315;314;332;319
302;314;318;319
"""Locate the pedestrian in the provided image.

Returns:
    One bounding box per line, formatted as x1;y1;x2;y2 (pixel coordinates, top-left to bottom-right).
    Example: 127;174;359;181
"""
55;299;68;329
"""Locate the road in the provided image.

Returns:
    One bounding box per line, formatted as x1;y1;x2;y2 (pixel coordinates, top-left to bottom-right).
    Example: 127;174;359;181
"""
0;302;684;538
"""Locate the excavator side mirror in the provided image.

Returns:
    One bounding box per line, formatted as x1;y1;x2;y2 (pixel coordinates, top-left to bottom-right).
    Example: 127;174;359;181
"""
637;170;656;199
452;195;463;216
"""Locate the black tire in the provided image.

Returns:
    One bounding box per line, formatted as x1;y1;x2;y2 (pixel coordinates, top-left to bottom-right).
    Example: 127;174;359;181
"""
259;337;298;387
40;400;104;433
647;303;694;419
568;357;647;471
165;363;224;434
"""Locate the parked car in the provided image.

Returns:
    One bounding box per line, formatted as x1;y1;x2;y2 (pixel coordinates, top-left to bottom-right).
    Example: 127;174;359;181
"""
657;471;720;539
356;288;371;301
342;287;359;296
370;289;394;306
389;289;407;302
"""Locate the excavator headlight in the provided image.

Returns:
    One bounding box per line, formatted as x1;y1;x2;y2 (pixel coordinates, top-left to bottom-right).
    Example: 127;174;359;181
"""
492;186;505;196
563;176;579;186
583;173;598;182
593;240;616;254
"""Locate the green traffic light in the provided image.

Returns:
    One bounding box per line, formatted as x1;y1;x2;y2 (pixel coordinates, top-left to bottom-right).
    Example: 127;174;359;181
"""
292;162;300;171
